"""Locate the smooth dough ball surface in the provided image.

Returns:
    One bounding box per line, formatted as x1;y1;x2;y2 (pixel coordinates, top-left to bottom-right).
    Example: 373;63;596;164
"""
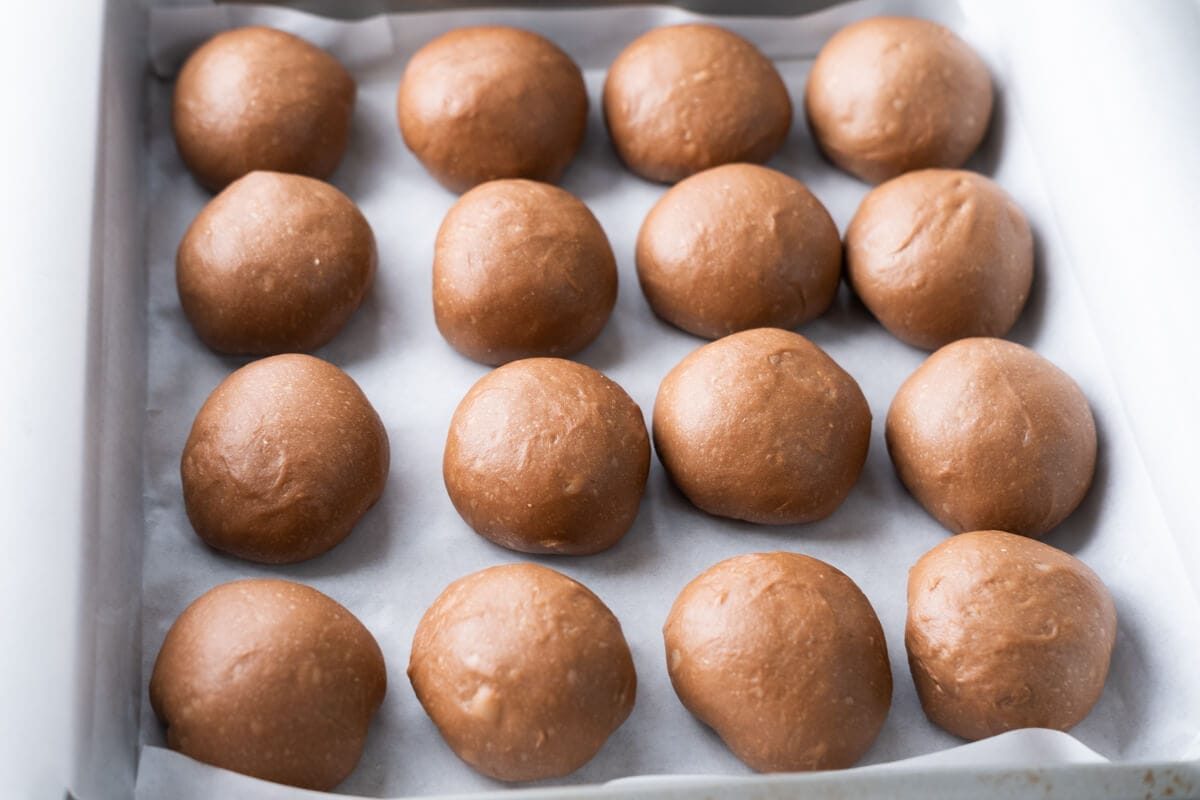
433;180;617;365
444;358;649;555
603;24;791;183
408;563;636;781
173;26;355;192
181;354;389;563
637;163;841;339
846;169;1032;350
177;171;377;356
397;26;588;193
907;530;1117;740
664;552;892;771
805;16;993;184
149;579;386;791
886;337;1096;538
653;328;871;524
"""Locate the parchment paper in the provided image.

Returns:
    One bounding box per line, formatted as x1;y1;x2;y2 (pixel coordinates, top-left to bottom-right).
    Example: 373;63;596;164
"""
136;2;1200;798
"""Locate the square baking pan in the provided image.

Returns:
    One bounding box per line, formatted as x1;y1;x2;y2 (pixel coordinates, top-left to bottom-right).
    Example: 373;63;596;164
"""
6;0;1200;798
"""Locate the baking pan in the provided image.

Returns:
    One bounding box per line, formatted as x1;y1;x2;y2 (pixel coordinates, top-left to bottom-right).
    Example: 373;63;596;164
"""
15;0;1198;798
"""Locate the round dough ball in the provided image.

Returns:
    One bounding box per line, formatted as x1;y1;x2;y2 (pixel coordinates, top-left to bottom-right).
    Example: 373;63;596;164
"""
886;338;1096;538
397;27;588;193
433;180;617;365
444;358;649;555
603;24;792;183
846;169;1032;350
177;171;377;356
907;530;1117;740
664;552;892;771
637;163;841;339
173;27;355;192
182;354;389;563
805;16;993;184
408;563;636;781
653;328;870;524
149;579;386;791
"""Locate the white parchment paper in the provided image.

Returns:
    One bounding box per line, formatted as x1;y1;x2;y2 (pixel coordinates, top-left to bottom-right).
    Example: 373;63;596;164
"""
136;2;1200;798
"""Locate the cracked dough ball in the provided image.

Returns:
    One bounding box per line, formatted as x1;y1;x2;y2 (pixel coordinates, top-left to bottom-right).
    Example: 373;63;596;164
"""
653;328;870;524
805;16;992;183
433;179;617;365
603;24;791;183
173;27;355;192
177;171;376;356
443;358;649;555
397;27;588;193
150;579;386;791
408;563;636;781
846;169;1033;350
886;338;1096;538
182;354;389;563
636;163;841;339
664;552;892;771
907;530;1117;739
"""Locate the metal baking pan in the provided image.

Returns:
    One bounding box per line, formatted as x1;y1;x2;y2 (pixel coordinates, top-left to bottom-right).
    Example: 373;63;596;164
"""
5;0;1198;798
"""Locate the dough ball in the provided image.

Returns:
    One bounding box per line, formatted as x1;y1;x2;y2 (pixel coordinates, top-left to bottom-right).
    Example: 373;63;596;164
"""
408;563;636;781
181;354;389;563
149;579;386;790
603;24;791;183
177;171;377;356
433;180;616;365
846;169;1032;350
173;27;355;192
637;163;840;339
397;27;588;193
907;530;1117;739
653;328;870;524
886;338;1096;538
664;552;891;771
805;16;993;184
444;358;649;555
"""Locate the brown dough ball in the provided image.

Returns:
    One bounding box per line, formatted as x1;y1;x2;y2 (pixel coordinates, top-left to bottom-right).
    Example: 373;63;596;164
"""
177;171;377;356
907;530;1117;740
149;579;386;791
653;328;870;524
443;358;649;555
173;27;355;192
397;27;588;193
433;180;617;365
603;24;792;183
408;563;636;781
886;338;1097;538
637;163;841;339
181;354;389;563
805;16;993;184
846;169;1033;350
664;552;892;771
